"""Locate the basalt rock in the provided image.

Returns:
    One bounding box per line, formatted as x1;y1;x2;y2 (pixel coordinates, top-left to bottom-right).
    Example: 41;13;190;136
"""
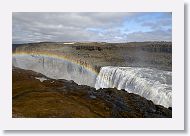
13;41;172;71
12;67;172;118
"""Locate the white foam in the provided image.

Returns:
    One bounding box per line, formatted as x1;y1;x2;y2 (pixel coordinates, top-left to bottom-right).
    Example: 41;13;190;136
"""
35;77;48;82
95;66;172;108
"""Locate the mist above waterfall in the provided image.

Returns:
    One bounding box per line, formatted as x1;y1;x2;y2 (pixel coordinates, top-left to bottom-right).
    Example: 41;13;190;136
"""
12;54;97;87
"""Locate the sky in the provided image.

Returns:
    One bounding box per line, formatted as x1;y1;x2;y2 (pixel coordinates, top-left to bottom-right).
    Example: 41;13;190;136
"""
12;12;172;44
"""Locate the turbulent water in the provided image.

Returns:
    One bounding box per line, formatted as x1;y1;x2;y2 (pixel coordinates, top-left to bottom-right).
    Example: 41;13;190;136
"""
12;54;97;87
12;54;172;108
95;66;172;108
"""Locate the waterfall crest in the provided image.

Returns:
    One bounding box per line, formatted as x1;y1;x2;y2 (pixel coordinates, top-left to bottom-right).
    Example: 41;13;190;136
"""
95;66;172;108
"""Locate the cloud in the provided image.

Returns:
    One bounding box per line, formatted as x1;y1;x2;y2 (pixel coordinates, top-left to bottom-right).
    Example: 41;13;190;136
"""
12;12;172;43
141;18;172;30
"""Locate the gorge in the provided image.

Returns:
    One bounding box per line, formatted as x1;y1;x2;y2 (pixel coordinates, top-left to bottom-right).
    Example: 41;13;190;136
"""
12;42;172;117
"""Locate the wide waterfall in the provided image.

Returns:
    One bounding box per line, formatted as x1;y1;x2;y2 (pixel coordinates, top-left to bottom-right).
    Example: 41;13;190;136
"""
95;66;172;108
12;54;97;87
13;54;172;108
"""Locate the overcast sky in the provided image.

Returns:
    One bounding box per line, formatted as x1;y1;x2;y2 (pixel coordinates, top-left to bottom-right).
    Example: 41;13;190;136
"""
12;12;172;44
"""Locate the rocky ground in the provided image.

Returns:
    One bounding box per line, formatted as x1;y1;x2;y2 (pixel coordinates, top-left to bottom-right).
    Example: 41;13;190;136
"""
13;67;172;118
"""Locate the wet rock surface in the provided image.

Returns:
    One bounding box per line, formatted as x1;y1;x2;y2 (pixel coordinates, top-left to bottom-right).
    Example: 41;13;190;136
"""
13;67;172;118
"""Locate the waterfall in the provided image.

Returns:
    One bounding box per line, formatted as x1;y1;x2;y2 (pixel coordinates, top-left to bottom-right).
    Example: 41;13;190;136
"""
12;54;172;108
12;54;97;87
95;66;172;108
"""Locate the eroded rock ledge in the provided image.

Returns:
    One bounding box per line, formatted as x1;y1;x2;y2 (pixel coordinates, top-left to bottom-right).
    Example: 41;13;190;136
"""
13;67;172;118
13;41;172;71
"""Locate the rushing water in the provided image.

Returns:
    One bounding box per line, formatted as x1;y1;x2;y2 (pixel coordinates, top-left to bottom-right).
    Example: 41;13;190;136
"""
95;66;172;108
13;54;172;108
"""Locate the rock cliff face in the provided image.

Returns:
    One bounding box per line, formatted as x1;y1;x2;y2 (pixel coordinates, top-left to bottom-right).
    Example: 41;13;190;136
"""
13;42;172;108
13;67;172;118
13;41;172;71
71;42;172;53
13;53;172;108
12;42;172;116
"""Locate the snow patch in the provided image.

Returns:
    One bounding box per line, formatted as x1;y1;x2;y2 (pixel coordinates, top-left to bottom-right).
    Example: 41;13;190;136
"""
35;77;48;82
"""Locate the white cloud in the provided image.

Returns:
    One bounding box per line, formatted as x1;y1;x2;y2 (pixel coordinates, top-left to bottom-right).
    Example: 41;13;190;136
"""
12;12;172;43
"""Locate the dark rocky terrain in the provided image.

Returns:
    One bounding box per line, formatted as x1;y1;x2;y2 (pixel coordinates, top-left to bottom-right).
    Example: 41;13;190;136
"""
13;67;172;118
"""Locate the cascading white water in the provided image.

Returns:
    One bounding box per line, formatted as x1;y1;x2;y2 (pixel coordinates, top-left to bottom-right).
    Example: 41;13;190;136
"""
12;54;172;108
12;54;97;87
95;66;172;108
